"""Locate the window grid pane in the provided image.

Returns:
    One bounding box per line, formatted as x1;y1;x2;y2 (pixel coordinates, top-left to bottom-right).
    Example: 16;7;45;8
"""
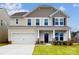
36;19;40;25
44;19;48;25
60;18;64;25
28;19;31;26
55;32;64;41
16;19;18;24
54;18;59;25
54;18;65;26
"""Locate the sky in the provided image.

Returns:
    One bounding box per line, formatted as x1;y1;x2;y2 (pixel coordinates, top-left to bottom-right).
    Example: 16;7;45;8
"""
0;3;79;32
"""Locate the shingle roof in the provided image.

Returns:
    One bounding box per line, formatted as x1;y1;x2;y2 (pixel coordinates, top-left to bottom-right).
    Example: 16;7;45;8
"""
25;5;57;17
10;5;68;17
11;12;27;17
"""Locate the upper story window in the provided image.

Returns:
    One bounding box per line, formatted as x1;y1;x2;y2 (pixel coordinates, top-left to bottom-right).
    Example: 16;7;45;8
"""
53;17;65;26
54;18;58;25
16;19;18;24
1;20;3;26
60;18;64;25
44;19;48;25
27;19;31;26
36;19;40;26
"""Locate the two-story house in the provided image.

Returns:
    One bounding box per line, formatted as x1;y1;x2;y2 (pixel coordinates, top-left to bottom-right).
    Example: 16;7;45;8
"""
8;5;71;44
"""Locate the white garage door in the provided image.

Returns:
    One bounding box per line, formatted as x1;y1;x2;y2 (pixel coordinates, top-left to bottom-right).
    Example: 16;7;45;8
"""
11;33;37;44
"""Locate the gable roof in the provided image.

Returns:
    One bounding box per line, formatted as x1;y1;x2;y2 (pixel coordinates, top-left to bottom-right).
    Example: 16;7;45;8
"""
49;9;69;18
11;12;28;17
24;5;69;17
24;5;57;17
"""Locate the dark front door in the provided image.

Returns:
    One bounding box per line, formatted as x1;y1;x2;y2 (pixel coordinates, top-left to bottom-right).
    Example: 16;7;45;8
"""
44;33;49;43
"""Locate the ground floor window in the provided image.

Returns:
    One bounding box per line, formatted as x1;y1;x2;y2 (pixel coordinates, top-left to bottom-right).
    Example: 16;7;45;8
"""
55;32;64;41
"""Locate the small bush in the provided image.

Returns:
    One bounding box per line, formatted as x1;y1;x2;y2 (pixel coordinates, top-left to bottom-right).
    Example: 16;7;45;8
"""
52;39;63;45
63;40;73;46
52;40;73;46
36;38;40;44
51;39;57;45
40;41;44;44
63;41;67;45
67;40;73;46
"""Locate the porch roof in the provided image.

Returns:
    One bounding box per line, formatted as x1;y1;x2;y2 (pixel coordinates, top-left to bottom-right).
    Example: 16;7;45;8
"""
9;26;70;31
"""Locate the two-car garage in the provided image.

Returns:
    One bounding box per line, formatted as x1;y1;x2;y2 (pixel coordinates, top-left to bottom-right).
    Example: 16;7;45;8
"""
8;27;37;44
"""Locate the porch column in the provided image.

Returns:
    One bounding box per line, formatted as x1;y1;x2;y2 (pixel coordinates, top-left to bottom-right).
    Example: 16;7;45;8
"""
68;30;71;40
53;30;55;40
37;29;39;38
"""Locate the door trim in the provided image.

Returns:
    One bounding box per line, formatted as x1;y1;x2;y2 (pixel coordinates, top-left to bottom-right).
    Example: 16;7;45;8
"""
44;33;49;43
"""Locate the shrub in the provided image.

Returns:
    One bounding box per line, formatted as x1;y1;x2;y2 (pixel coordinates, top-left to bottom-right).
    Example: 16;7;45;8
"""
36;38;40;44
63;40;73;46
67;40;73;46
52;41;73;46
52;41;57;45
63;41;67;45
40;41;44;44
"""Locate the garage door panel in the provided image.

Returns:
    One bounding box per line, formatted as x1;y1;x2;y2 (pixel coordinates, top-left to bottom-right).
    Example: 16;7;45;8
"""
11;33;37;44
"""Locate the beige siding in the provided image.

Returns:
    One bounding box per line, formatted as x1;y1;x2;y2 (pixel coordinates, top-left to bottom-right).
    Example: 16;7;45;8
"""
26;17;50;26
0;9;9;43
10;17;68;26
10;17;26;26
39;31;53;41
8;27;38;41
40;31;69;41
52;11;68;18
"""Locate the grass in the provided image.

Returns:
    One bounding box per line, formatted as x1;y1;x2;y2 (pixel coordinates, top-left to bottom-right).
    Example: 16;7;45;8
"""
33;43;79;55
0;43;9;46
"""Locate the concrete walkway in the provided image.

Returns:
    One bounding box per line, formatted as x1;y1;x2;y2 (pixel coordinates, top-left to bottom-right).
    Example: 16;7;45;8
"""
0;44;35;55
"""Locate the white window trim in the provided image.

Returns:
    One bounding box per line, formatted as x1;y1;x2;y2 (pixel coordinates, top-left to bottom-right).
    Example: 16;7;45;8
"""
54;17;64;26
44;19;49;26
55;32;64;41
26;17;49;26
16;18;18;25
36;19;40;26
27;19;31;26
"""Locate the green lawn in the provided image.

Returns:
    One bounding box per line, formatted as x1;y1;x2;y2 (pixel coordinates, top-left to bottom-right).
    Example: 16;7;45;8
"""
0;43;8;46
33;43;79;55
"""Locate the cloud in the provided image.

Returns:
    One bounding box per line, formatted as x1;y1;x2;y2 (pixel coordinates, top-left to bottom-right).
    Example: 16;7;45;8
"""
59;6;65;11
0;3;29;15
73;4;79;7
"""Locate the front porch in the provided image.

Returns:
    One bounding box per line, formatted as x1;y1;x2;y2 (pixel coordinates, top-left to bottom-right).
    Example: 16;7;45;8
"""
36;29;71;45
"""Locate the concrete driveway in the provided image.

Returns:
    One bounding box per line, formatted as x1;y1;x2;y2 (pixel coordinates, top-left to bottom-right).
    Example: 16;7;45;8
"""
0;44;35;55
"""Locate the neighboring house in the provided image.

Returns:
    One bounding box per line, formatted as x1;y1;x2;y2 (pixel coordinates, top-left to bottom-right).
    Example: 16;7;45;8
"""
75;33;79;43
0;8;9;43
8;5;71;44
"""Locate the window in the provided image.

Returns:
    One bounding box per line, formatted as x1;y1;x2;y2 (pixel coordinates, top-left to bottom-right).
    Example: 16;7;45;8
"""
44;19;48;25
36;19;40;26
54;19;58;25
27;19;31;26
55;32;59;41
16;19;18;24
60;32;63;41
55;32;64;41
1;20;3;26
60;18;64;25
54;17;64;26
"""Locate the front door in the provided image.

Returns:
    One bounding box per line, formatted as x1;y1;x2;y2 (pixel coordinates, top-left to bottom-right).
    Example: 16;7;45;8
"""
44;33;49;43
